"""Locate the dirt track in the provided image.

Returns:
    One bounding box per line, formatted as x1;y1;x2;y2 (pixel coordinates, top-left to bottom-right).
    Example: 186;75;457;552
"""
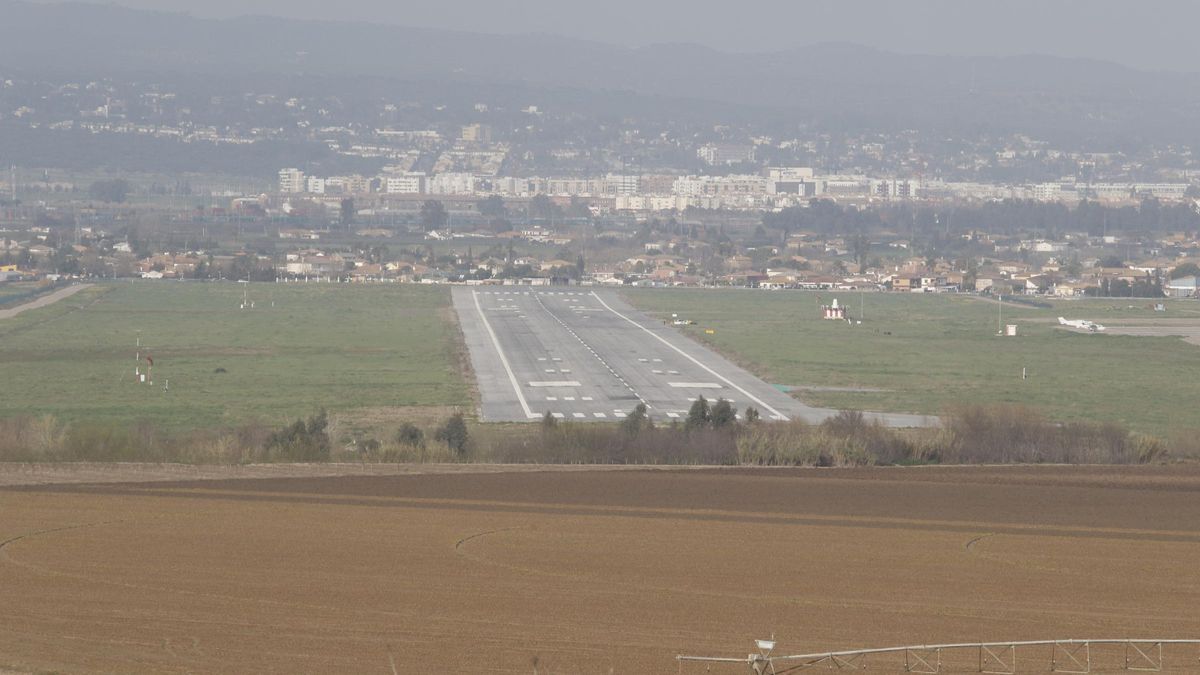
2;465;1199;673
0;284;91;320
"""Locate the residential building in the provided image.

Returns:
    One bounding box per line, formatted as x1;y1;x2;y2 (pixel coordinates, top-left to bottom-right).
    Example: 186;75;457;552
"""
278;168;305;194
697;143;756;166
385;173;426;194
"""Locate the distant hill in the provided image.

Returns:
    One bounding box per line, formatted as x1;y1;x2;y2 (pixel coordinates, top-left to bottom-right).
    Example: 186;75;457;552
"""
2;0;1199;143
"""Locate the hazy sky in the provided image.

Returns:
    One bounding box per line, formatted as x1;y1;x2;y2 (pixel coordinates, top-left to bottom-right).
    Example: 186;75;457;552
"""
32;0;1199;71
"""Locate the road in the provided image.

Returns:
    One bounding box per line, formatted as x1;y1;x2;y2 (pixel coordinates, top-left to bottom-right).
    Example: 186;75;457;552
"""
452;286;933;426
0;284;91;320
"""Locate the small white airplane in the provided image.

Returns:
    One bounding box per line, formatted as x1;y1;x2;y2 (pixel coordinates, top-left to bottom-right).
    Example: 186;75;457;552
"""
1059;317;1106;332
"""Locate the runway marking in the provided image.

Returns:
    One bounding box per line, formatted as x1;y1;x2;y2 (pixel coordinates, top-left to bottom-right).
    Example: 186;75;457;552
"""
590;292;789;421
471;291;537;419
528;381;581;387
667;412;680;418
564;396;576;401
638;358;649;362
573;412;586;418
614;412;627;418
546;397;558;401
670;382;722;389
581;396;594;401
537;357;547;361
560;369;571;373
653;358;663;362
652;369;663;374
668;370;680;375
593;412;607;418
544;369;557;373
533;293;650;409
552;412;565;419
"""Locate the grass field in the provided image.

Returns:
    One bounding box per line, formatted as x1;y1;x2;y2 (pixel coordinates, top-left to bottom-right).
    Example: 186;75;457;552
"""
0;281;469;431
0;282;51;306
623;289;1200;435
1;466;1198;673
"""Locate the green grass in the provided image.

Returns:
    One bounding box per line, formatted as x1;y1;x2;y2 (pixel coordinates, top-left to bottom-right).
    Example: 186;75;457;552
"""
622;288;1200;435
0;281;469;430
0;282;47;305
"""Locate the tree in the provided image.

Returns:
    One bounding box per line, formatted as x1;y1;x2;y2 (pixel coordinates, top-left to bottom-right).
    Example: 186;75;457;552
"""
686;396;711;431
541;411;558;430
266;409;330;462
478;195;506;219
420;200;448;231
744;407;761;424
851;234;871;271
435;413;469;457
1171;262;1200;279
396;422;425;449
340;198;356;227
710;399;737;429
1064;254;1083;278
620;403;651;436
88;178;130;203
529;194;561;221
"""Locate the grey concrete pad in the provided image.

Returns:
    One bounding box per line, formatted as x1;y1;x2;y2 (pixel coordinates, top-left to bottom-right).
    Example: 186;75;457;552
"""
452;287;936;427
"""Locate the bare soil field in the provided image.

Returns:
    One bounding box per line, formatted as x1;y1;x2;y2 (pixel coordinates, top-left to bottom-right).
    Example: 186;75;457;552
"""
2;465;1199;673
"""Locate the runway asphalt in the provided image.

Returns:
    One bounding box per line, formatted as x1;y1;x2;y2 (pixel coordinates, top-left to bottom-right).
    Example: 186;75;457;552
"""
452;286;935;426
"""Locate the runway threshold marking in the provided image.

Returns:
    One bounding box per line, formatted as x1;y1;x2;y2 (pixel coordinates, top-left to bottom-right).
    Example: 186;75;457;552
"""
471;291;537;419
590;292;790;421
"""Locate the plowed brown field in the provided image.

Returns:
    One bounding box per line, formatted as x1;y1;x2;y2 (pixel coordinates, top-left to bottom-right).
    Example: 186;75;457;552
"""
2;465;1200;674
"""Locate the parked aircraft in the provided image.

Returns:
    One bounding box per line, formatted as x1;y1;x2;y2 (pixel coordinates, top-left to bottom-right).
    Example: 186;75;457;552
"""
1058;317;1106;332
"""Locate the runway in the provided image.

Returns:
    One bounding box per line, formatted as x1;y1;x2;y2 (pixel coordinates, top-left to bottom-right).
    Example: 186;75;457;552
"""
452;287;933;426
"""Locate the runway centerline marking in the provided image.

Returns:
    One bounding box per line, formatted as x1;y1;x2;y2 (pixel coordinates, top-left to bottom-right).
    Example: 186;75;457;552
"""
533;293;649;409
589;292;789;421
472;290;537;419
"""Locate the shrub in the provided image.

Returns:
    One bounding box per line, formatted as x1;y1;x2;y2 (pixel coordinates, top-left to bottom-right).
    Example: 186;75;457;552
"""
685;396;710;431
266;409;330;462
710;399;737;429
396;422;425;449
435;413;469;458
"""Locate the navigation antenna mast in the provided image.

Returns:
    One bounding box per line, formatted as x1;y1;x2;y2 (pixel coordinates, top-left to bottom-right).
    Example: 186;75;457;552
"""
997;293;1003;335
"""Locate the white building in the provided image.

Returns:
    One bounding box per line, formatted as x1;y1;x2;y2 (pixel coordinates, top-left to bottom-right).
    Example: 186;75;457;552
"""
1032;183;1062;201
672;175;768;198
545;178;603;196
323;175;371;195
385;173;426;194
873;179;921;200
428;173;476;195
305;176;326;194
697;143;756;166
278;168;305;194
604;174;641;196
